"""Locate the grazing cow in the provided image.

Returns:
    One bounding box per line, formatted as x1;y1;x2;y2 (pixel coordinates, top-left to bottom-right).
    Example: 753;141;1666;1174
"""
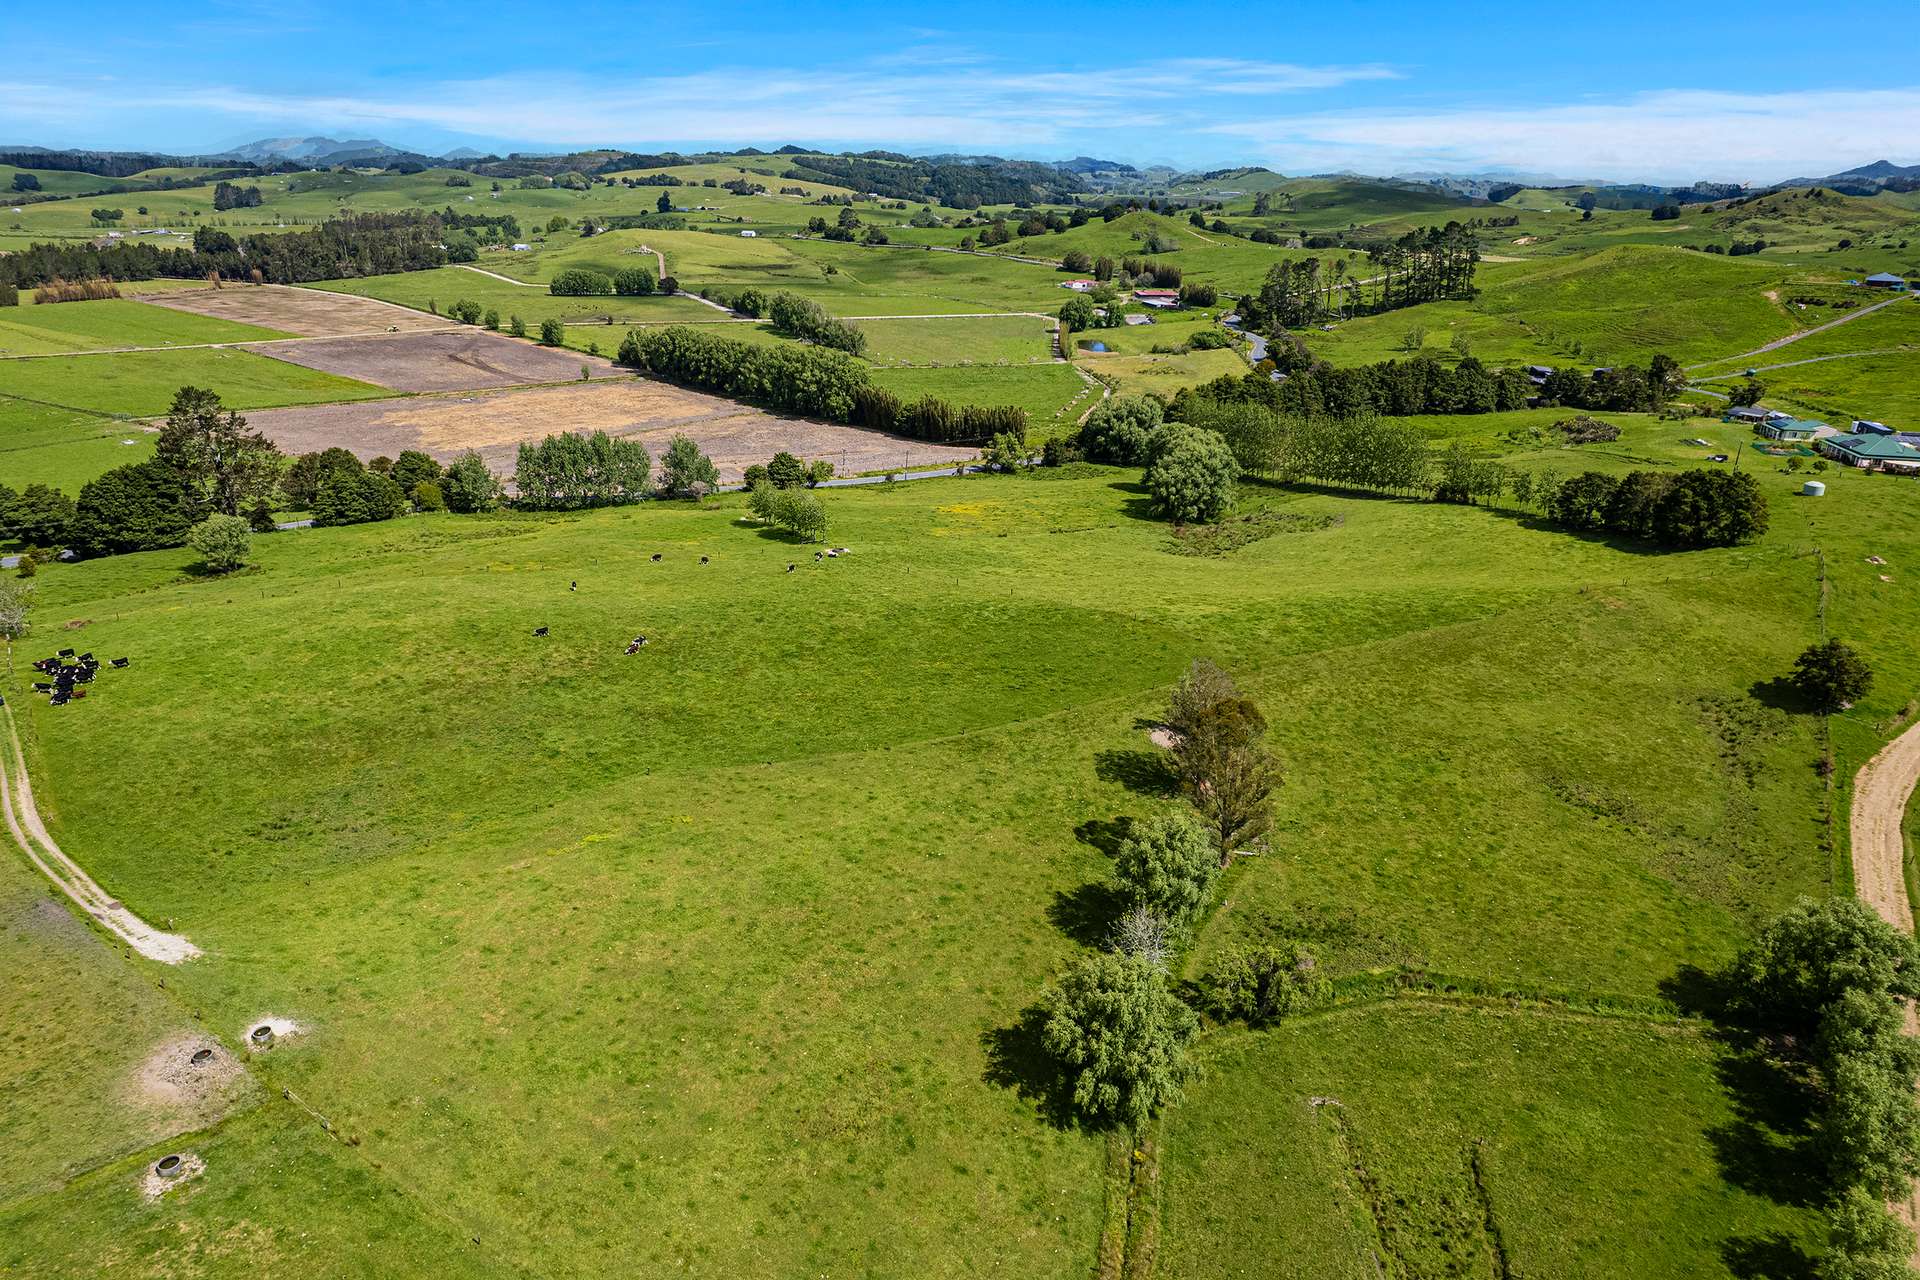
570;581;577;591
699;556;709;565
651;553;662;563
532;626;550;637
786;564;796;573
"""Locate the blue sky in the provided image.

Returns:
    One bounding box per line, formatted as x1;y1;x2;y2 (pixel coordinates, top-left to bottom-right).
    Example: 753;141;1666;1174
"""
4;0;1918;182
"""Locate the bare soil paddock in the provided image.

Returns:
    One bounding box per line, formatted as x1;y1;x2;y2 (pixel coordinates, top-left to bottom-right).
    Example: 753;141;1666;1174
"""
241;379;976;481
246;330;622;392
138;285;448;337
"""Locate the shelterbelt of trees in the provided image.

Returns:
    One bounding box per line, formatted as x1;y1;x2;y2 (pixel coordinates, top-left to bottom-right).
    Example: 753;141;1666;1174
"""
1238;224;1482;331
0;212;499;289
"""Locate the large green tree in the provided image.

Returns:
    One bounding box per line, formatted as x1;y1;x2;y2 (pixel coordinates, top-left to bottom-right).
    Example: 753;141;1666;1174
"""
1175;696;1281;862
1112;811;1219;927
1040;952;1197;1129
1145;425;1238;524
156;385;281;518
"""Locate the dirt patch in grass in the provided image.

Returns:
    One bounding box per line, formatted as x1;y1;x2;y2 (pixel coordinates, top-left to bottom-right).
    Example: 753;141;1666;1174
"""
246;330;621;392
126;1034;252;1128
242;379;976;481
139;284;447;337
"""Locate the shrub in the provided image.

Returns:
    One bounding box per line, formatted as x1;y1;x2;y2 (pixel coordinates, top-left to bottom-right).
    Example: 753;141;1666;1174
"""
539;318;565;346
768;488;828;542
658;433;720;497
1107;908;1171;970
741;464;770;491
745;479;778;523
1175;696;1279;860
1166;658;1240;740
1554;415;1620;444
483;309;500;330
1146;425;1238;524
450;299;482;325
1080;395;1164;465
767;451;807;489
613;266;656;296
1792;640;1874;711
806;459;834;487
549;268;613;296
508;314;527;338
1202;943;1329;1023
1818;1186;1917;1280
411;480;446;512
187;514;253;572
1547;471;1618;530
1112;811;1219;927
441;451;502;513
1040;952;1197;1129
15;554;36;578
0;580;30;640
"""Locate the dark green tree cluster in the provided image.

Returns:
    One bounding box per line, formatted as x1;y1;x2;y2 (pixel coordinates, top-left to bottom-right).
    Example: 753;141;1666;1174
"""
211;181;263;210
0;483;76;548
620;325;868;421
612;266;656;296
512;431;652;509
1271;414;1433;494
549;268;613;297
1145;425;1238;524
1733;898;1920;1275
1792;639;1873;711
1077;395;1165;465
850;387;1026;444
1539;355;1685;412
767;291;867;356
313;461;407;527
2;213;449;290
1541;468;1768;547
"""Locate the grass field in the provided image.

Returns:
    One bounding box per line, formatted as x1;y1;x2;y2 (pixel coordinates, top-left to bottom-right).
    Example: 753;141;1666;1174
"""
0;348;388;417
869;362;1092;427
7;402;1920;1275
0;298;290;356
0;398;156;491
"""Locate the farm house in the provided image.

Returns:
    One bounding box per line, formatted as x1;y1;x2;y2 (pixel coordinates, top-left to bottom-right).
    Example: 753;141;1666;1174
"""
1817;433;1920;472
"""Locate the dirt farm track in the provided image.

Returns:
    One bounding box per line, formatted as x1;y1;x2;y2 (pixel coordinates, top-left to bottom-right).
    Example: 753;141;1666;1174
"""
242;380;976;482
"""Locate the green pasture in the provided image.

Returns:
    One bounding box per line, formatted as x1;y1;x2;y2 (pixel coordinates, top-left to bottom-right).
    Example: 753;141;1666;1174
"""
0;348;385;418
1162;1006;1817;1278
311;267;725;327
856;315;1056;366
0;298;289;356
7;408;1917;1275
869;362;1090;426
0;398;156;492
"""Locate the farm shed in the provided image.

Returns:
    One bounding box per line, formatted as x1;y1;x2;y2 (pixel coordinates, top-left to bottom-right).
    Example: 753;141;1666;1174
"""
1863;272;1907;290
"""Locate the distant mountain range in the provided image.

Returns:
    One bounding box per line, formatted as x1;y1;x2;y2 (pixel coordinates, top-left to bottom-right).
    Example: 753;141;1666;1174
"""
214;135;417;165
1778;160;1920;193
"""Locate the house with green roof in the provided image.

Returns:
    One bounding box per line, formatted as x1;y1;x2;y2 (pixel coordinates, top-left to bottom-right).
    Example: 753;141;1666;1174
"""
1817;433;1920;472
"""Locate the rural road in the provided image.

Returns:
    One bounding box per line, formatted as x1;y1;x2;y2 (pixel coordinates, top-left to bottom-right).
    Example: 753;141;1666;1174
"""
1688;292;1913;370
1690;348;1907;382
1847;714;1920;1261
0;700;201;963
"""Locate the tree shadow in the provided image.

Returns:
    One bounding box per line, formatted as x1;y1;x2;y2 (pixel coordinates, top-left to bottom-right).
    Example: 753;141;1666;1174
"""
1073;815;1134;860
1094;749;1180;798
1477;504;1670;556
1719;1232;1816;1280
1748;676;1811;714
1105;480;1163;524
1048;880;1126;949
980;1004;1077;1130
1661;965;1825;1210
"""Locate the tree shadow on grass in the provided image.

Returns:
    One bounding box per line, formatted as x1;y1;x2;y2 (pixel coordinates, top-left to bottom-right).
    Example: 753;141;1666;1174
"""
1074;815;1134;860
1748;676;1812;715
1048;880;1126;949
1094;749;1180;798
980;1004;1077;1130
1661;964;1825;1211
1719;1232;1816;1280
1105;480;1162;524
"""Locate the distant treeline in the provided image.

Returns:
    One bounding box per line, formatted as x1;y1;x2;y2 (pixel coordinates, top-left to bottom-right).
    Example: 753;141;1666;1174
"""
780;154;1088;207
0;149;290;179
617;326;1024;443
0;213;449;289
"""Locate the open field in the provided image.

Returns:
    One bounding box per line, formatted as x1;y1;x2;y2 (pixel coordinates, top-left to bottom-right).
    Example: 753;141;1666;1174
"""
1078;346;1249;397
868;362;1093;430
143;284;452;337
249;330;621;391
239;378;972;479
0;347;389;418
0;398;155;492
6;403;1920;1276
314;267;729;327
1163;1005;1815;1278
0;298;291;356
855;315;1056;366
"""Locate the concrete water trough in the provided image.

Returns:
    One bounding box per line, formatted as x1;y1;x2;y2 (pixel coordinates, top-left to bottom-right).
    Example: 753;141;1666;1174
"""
154;1155;185;1180
189;1047;215;1067
249;1025;274;1048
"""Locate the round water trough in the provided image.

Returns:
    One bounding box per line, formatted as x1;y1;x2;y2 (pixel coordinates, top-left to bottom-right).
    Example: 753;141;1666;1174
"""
249;1025;274;1047
189;1047;214;1067
1802;480;1826;497
155;1155;184;1180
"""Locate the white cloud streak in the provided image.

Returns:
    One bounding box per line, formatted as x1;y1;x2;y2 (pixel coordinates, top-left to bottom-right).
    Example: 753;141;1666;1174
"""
1207;88;1920;182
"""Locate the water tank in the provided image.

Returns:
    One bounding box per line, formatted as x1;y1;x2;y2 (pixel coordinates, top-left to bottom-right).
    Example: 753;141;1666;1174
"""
1802;480;1826;497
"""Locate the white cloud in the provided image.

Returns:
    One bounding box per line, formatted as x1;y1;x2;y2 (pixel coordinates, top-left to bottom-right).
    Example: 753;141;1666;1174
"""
1206;88;1920;182
0;57;1398;155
